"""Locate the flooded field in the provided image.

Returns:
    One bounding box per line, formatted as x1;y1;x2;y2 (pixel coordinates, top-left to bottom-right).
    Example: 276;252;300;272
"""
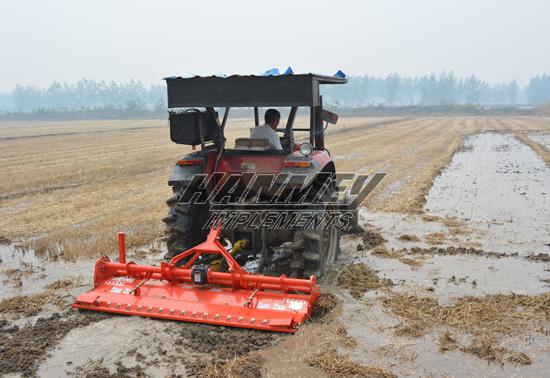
529;132;550;150
1;117;550;377
425;132;550;255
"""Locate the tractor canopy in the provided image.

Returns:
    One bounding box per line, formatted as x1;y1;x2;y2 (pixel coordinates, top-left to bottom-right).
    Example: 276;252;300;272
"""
164;71;347;152
164;73;347;108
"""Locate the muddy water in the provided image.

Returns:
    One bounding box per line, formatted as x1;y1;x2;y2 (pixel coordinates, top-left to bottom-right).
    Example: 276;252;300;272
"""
0;243;165;300
340;295;550;378
343;134;550;376
334;231;550;378
425;133;550;255
37;317;188;377
529;132;550;149
0;244;91;299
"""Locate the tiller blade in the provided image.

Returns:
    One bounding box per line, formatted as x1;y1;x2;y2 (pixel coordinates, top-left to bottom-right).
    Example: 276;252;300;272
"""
73;227;320;333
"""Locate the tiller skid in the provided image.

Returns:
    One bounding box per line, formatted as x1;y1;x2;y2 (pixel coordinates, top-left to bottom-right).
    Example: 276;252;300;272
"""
73;227;320;333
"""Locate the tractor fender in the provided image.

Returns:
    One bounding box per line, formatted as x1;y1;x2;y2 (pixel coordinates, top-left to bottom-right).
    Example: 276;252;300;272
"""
278;150;335;188
168;151;208;187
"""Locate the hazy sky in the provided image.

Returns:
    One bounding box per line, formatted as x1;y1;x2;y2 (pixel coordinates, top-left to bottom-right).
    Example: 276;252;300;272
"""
1;0;549;91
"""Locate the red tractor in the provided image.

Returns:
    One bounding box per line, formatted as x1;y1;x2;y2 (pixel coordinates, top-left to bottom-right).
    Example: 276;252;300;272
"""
162;73;349;278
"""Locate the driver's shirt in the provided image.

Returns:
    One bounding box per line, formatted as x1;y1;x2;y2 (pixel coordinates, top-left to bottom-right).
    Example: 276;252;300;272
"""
249;124;282;150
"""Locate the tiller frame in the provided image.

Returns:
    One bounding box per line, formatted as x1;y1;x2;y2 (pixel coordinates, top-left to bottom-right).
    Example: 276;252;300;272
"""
73;227;320;333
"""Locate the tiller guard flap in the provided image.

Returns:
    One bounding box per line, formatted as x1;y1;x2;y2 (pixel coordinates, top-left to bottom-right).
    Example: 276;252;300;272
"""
73;227;320;333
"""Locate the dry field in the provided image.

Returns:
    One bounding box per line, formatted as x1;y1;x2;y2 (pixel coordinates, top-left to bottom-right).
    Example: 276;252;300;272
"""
1;116;550;377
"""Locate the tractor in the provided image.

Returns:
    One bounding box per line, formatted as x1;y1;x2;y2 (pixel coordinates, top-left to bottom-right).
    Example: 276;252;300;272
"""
73;72;352;332
162;72;348;278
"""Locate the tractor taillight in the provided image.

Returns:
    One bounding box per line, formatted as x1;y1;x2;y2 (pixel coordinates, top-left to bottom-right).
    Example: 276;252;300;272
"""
283;161;311;168
177;158;203;166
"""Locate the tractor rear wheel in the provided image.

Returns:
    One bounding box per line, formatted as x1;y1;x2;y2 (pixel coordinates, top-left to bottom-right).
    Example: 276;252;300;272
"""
298;226;340;278
301;203;340;278
270;179;340;278
162;185;208;259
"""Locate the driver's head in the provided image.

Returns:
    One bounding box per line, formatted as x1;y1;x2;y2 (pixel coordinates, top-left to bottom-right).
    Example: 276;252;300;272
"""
265;109;280;129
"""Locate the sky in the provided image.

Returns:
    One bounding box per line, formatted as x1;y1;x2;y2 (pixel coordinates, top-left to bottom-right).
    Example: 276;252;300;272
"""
1;0;549;92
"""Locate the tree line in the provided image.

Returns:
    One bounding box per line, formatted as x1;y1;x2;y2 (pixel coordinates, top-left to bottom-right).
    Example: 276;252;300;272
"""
1;79;165;113
322;72;550;107
0;73;549;114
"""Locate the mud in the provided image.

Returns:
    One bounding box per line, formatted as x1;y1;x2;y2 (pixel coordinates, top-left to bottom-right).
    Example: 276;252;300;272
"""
200;352;265;378
69;359;150;378
175;323;281;360
46;278;76;290
0;311;109;377
370;246;426;268
338;263;393;299
174;323;283;376
526;253;550;262
0;292;67;317
306;344;396;378
405;245;511;258
397;234;420;242
355;227;386;250
311;292;338;319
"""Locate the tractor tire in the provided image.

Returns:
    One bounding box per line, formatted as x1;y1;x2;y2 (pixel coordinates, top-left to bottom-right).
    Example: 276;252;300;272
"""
293;178;341;278
301;210;340;278
162;185;208;260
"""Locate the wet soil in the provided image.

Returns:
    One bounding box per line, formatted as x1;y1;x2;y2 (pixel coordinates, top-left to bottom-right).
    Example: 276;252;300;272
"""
0;235;11;245
397;234;420;242
0;292;67;316
306;344;396;378
405;245;512;258
338;263;393;299
356;227;386;250
176;323;281;359
174;323;283;376
69;360;150;378
311;292;338;319
0;311;109;377
199;352;265;378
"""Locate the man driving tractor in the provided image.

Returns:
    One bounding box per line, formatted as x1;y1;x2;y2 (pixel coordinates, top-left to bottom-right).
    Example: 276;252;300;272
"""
249;108;282;150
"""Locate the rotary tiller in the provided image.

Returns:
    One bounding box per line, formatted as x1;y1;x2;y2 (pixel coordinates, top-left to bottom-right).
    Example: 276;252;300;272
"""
73;227;320;333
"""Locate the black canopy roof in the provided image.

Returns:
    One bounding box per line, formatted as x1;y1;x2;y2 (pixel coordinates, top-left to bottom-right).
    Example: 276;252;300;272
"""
164;74;347;108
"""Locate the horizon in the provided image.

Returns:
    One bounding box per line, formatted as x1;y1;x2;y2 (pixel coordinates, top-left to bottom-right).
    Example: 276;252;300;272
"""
0;70;542;94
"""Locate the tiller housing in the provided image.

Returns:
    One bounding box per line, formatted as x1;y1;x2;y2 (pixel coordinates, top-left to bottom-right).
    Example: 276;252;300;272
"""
73;227;320;333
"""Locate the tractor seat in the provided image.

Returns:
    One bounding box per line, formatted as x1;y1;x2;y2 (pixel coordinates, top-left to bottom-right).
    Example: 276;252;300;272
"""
235;138;270;151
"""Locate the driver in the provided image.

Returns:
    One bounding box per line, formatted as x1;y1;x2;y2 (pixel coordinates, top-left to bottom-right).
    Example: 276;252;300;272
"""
250;109;282;150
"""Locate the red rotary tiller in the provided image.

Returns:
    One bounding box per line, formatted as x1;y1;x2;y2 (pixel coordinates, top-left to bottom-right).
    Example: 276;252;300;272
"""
73;227;320;333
